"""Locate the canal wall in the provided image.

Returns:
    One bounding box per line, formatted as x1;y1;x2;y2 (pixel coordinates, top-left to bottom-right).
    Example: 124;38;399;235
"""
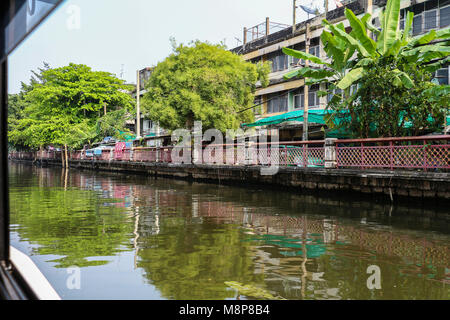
14;158;450;204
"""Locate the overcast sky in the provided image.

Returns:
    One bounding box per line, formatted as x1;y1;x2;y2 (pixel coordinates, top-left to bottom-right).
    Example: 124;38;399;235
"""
8;0;336;93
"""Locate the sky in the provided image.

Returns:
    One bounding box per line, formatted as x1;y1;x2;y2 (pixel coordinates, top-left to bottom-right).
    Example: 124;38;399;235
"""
8;0;337;93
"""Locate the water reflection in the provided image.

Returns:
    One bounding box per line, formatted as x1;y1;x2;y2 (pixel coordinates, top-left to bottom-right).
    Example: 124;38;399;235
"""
8;163;450;300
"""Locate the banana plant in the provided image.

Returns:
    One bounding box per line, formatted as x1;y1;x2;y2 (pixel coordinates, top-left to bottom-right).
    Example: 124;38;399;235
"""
282;0;450;91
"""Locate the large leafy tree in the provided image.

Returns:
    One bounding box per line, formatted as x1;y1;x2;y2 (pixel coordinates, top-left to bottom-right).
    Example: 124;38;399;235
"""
282;0;450;138
142;41;270;132
9;63;134;151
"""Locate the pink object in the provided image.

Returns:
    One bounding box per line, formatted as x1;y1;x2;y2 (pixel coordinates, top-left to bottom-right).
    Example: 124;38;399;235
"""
114;142;126;160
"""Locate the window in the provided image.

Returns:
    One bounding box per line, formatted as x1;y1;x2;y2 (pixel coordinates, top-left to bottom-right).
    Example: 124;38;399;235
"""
401;1;448;35
291;43;306;66
268;50;289;73
399;10;405;30
413;15;423;35
294;94;305;109
308;85;320;109
441;6;450;27
308;91;317;108
424;10;438;30
293;87;305;109
309;45;320;58
434;67;449;85
267;92;288;114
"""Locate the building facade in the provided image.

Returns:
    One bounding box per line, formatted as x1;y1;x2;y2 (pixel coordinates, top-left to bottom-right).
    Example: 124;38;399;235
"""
132;67;171;146
232;0;450;140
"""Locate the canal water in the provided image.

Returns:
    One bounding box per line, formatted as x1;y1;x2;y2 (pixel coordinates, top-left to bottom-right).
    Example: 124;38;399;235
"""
8;163;449;300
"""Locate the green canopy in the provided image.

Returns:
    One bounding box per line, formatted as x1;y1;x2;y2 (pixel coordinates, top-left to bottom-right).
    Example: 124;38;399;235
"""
243;110;450;137
243;109;331;128
243;109;353;138
118;130;136;142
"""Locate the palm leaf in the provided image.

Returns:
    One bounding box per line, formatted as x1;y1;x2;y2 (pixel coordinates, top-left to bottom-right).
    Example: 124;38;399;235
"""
284;68;303;79
321;31;345;70
423;56;450;73
392;69;414;88
386;39;404;56
284;67;336;80
408;30;437;47
305;78;331;86
403;44;450;57
355;58;373;67
345;8;377;57
284;67;335;80
361;13;381;37
324;20;371;58
418;51;450;64
282;47;330;66
435;27;450;40
337;68;364;89
378;0;401;54
401;11;414;42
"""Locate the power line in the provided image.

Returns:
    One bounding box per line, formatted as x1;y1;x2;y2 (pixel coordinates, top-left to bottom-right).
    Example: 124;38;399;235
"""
237;86;303;114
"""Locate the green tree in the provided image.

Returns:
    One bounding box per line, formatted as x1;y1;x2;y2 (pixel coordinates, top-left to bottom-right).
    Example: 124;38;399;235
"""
282;0;450;138
9;166;133;268
142;41;270;132
9;63;134;151
8;63;52;151
346;58;447;137
95;108;132;141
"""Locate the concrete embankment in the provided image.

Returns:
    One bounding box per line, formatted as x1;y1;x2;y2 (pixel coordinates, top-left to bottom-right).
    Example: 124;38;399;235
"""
12;158;450;204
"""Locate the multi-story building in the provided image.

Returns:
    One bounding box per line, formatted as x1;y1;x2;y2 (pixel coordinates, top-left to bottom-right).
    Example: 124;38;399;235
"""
232;0;450;141
132;67;170;146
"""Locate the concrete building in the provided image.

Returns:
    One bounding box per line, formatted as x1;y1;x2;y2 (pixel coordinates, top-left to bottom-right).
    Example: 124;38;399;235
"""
232;0;450;141
132;67;170;147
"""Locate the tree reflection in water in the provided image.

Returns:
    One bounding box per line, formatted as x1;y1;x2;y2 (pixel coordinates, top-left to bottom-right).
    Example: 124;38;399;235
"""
8;163;450;300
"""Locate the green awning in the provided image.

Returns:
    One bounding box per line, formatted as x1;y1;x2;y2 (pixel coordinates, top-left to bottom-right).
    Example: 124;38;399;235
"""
243;110;450;135
243;109;332;128
243;109;352;139
118;130;136;142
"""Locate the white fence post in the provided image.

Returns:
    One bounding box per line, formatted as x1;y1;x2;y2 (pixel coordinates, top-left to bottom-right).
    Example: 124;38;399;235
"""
324;138;337;169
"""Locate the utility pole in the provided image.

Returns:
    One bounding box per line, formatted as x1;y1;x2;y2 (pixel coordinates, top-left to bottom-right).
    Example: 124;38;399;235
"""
136;69;141;139
367;0;373;15
324;0;329;15
367;0;373;38
120;64;125;79
303;23;311;142
293;0;297;34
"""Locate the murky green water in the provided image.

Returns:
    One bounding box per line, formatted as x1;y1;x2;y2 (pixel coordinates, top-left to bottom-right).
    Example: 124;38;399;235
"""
8;163;450;300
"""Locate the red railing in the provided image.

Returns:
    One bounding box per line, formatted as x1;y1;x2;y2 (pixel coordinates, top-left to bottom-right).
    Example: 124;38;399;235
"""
133;148;157;162
9;135;450;171
335;136;450;171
